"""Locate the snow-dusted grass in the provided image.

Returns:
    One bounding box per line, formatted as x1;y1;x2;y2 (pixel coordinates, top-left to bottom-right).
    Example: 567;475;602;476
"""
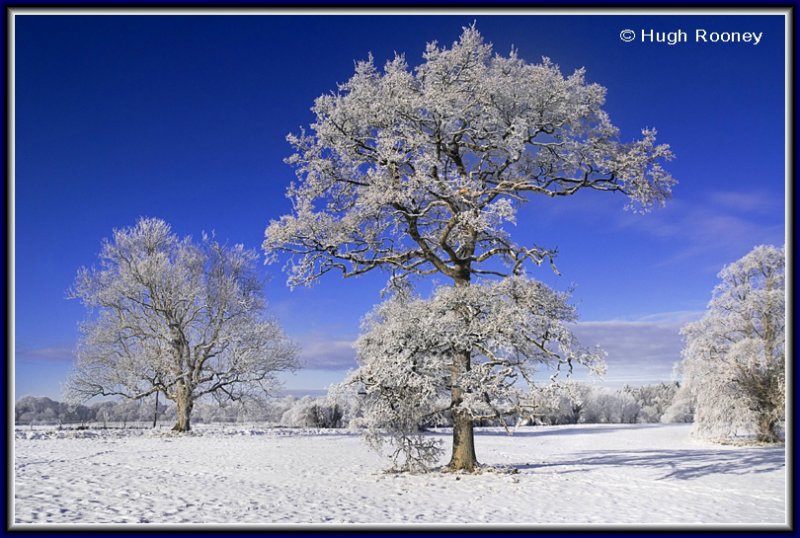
13;423;786;527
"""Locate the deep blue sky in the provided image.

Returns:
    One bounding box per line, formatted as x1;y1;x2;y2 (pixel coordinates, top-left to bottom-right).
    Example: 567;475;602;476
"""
14;13;786;399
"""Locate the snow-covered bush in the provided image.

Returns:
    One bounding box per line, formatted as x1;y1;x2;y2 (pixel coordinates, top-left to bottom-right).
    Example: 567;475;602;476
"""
661;383;694;424
579;388;635;424
679;245;785;443
623;382;679;423
523;381;590;425
259;396;299;424
279;396;345;428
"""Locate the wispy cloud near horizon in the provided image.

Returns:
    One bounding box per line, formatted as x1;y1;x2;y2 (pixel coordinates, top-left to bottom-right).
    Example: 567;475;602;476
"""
14;311;702;390
290;310;702;389
709;190;782;215
570;310;703;386
295;338;357;371
623;190;784;271
15;345;75;363
536;187;784;274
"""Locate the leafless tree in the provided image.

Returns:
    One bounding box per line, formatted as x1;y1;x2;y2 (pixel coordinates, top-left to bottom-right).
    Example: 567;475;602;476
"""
67;218;297;431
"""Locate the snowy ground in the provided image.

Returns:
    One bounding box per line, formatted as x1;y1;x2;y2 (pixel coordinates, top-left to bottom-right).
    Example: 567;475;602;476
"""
13;423;786;528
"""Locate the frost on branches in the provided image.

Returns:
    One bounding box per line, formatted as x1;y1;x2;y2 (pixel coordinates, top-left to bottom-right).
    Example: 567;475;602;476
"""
679;245;785;443
66;218;297;432
338;277;605;472
264;25;673;471
264;25;674;288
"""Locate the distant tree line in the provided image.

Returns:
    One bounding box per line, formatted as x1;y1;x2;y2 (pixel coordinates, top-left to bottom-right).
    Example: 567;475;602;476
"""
523;381;684;426
14;395;342;429
15;382;683;429
15;396;159;428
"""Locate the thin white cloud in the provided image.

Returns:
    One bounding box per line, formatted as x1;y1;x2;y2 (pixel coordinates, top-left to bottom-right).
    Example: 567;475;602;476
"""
17;339;360;371
635;310;704;325
709;190;782;215
15;345;75;363
599;190;785;272
296;338;357;370
659;211;783;269
278;388;329;398
533;187;784;270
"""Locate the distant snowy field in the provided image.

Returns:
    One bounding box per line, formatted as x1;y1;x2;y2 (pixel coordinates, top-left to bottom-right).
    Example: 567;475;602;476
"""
13;423;786;527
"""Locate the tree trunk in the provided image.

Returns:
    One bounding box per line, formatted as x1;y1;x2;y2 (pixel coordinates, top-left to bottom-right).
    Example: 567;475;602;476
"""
449;404;478;471
756;413;779;443
447;272;479;472
153;390;159;429
172;383;193;432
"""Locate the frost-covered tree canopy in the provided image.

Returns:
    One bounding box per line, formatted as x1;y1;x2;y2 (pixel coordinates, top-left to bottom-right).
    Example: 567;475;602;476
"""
263;25;675;287
66;218;297;431
679;244;785;443
339;277;605;471
265;25;674;472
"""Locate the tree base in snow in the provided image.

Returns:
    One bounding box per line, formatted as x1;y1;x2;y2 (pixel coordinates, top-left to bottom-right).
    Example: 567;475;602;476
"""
441;462;520;476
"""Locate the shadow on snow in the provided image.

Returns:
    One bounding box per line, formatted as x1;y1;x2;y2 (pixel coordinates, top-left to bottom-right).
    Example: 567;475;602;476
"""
515;447;784;480
474;424;667;438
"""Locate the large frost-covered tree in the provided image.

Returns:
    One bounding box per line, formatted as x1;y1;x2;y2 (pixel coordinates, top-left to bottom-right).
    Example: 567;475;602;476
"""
341;278;605;471
264;26;674;470
679;244;785;443
67;218;297;432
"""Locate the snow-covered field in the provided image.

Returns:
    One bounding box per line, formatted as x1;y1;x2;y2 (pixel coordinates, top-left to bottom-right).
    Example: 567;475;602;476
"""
13;423;786;528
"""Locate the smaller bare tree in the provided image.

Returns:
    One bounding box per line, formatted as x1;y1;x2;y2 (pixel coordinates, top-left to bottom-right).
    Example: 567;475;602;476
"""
66;218;297;432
